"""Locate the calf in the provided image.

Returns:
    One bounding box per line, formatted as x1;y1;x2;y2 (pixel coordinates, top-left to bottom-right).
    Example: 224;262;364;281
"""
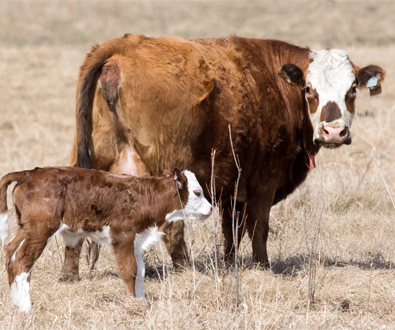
0;166;212;312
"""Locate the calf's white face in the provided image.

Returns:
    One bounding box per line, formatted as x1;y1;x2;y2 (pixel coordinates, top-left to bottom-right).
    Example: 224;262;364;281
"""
165;170;212;222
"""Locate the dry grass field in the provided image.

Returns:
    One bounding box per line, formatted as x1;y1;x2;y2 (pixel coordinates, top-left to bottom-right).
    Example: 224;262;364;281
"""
1;1;395;329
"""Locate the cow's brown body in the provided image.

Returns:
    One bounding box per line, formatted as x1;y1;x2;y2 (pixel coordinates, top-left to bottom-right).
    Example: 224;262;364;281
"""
67;34;385;277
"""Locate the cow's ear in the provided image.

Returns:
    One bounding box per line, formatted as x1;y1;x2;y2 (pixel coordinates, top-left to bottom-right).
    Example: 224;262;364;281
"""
357;65;386;96
173;168;185;190
279;63;305;88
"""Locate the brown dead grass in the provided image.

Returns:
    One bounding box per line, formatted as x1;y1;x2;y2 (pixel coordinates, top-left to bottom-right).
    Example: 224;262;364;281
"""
1;1;395;329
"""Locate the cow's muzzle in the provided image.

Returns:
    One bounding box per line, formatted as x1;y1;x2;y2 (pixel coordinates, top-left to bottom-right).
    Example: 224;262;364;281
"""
314;126;351;148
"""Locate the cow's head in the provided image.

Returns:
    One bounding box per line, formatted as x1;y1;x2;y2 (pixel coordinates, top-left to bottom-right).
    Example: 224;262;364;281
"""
280;50;385;148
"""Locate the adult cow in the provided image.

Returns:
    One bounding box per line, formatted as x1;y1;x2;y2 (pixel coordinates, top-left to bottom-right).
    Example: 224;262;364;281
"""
62;34;385;281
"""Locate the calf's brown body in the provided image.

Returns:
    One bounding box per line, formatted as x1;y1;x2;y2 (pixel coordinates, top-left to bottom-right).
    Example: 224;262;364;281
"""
0;166;210;312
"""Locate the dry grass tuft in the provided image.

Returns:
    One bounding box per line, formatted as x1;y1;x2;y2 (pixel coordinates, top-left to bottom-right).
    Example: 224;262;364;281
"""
1;2;395;329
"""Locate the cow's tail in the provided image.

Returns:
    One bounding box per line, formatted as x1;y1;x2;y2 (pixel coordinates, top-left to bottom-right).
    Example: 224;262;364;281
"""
0;171;28;247
76;35;133;169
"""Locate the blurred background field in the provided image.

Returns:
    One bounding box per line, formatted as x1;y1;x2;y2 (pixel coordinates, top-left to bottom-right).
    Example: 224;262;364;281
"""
1;1;395;329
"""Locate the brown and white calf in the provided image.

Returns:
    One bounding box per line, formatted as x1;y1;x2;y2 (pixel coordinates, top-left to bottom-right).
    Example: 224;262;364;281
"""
0;166;212;312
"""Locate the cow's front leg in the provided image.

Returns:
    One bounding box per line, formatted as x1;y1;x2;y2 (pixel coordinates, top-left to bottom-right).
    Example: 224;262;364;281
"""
60;239;84;282
222;200;246;261
245;189;276;268
162;221;189;270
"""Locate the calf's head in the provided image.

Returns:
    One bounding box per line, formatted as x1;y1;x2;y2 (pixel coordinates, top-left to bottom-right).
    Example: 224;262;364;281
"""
280;50;385;148
165;168;212;222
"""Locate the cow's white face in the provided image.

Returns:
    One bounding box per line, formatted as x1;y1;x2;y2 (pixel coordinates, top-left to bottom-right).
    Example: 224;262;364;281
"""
305;50;356;148
280;49;385;149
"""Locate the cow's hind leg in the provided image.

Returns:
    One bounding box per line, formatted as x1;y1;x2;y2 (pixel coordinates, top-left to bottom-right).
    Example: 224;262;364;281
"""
86;239;101;273
60;239;84;282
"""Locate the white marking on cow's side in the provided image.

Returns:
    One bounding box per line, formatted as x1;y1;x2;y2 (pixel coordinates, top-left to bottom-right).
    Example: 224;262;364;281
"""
59;224;111;247
11;239;25;262
134;226;165;298
10;269;32;312
0;212;9;247
165;170;212;222
306;49;356;141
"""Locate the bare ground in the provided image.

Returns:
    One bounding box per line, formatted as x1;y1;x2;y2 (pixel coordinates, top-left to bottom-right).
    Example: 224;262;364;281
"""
1;2;395;329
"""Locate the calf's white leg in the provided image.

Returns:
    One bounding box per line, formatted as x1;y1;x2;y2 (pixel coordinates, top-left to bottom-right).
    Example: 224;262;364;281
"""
135;252;145;298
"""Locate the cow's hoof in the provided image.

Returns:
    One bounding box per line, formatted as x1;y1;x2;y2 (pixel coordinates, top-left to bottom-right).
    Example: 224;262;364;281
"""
172;257;190;272
254;261;270;270
58;273;81;282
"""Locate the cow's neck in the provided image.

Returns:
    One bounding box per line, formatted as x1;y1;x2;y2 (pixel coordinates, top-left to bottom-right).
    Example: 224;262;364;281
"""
267;40;321;155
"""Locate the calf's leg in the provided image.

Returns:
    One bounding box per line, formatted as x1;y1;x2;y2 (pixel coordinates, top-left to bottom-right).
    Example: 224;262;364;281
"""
6;227;55;312
112;236;137;297
134;252;145;298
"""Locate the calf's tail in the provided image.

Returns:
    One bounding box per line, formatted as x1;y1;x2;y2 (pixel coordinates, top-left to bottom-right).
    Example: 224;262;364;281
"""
0;172;28;247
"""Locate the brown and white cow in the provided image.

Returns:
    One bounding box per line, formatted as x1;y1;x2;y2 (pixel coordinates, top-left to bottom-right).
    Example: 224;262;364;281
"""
0;167;212;312
64;34;385;278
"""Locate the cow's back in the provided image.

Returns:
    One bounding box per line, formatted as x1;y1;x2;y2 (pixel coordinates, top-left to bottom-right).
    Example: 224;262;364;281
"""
71;34;312;201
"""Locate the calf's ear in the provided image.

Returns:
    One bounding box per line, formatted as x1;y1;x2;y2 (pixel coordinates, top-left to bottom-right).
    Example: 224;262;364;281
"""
173;168;185;190
279;63;305;88
357;65;386;96
163;169;171;177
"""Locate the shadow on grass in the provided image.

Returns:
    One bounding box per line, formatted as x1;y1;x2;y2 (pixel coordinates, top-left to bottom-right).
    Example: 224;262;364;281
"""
269;252;395;275
95;251;395;282
144;251;395;280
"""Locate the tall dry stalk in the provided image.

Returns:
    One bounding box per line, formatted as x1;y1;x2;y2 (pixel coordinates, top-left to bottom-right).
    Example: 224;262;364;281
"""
235;211;240;307
210;149;220;287
228;124;242;308
307;166;325;307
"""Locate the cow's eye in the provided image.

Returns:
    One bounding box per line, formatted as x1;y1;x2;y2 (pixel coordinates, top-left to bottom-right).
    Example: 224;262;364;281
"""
193;189;201;197
351;85;357;94
304;86;312;94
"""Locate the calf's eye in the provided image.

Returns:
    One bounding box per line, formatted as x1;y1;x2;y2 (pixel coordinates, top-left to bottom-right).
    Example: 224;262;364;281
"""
193;189;201;197
304;86;313;95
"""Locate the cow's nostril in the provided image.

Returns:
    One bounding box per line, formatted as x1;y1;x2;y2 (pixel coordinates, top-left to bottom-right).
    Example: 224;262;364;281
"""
339;127;347;137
